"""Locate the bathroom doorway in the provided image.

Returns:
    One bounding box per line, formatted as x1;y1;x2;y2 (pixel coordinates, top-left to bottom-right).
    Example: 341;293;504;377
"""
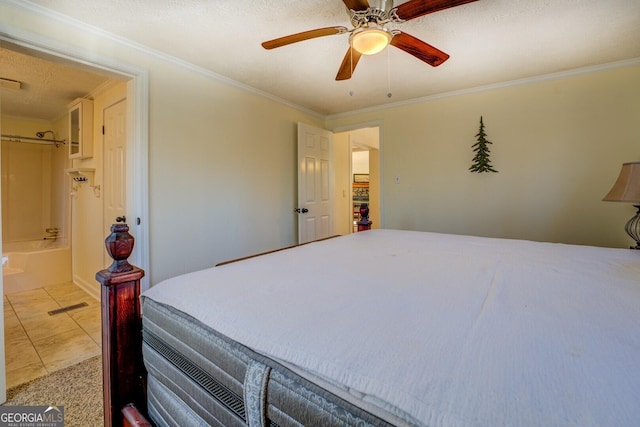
0;43;134;391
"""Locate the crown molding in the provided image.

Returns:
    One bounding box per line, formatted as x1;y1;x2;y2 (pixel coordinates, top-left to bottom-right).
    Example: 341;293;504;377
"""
326;57;640;120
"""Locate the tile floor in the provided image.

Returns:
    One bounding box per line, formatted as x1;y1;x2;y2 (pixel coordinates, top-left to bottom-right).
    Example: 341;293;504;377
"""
4;281;101;389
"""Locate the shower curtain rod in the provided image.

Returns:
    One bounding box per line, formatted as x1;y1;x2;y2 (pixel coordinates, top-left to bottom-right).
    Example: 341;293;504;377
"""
1;134;66;146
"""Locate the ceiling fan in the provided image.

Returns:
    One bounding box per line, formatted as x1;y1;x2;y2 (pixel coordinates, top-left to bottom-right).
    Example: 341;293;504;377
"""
262;0;479;81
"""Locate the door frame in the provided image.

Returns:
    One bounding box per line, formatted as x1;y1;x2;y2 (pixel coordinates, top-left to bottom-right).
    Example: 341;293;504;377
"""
0;30;149;401
331;121;384;230
0;32;150;288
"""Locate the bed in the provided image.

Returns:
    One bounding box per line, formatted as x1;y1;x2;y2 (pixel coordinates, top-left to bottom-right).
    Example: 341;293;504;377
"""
98;227;640;427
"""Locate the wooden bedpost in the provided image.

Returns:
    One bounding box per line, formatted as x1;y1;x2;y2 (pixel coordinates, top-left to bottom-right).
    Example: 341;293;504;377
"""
96;223;146;427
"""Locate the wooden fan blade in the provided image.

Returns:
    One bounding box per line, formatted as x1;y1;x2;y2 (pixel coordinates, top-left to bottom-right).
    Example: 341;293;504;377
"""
343;0;370;11
395;0;478;21
262;26;348;49
390;31;450;66
336;47;362;81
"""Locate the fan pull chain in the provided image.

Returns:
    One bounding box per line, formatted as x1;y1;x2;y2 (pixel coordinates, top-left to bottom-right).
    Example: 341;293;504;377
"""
349;47;355;97
351;47;354;76
387;47;392;98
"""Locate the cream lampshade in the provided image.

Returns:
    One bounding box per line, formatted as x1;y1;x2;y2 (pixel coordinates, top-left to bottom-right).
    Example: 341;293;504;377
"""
603;161;640;249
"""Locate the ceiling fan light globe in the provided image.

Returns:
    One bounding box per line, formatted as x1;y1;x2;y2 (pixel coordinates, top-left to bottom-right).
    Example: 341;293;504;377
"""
350;28;391;55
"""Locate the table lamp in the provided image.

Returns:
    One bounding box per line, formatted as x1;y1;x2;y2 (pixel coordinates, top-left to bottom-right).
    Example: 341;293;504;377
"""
603;161;640;249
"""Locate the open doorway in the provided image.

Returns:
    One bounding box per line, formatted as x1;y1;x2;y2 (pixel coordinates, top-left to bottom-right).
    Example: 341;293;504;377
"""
0;36;148;400
1;46;104;390
333;126;381;235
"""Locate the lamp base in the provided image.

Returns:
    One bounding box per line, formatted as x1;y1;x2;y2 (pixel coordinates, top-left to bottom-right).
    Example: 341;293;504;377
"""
625;205;640;250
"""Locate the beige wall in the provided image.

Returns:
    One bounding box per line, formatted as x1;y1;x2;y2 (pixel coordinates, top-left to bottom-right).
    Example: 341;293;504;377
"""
148;69;323;281
328;65;640;248
352;151;369;174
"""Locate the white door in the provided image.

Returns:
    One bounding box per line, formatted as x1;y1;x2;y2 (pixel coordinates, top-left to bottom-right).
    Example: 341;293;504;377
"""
297;123;334;244
103;99;127;267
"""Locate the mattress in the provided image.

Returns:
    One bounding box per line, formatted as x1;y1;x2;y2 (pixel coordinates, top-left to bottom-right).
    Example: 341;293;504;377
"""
142;296;395;426
142;229;640;426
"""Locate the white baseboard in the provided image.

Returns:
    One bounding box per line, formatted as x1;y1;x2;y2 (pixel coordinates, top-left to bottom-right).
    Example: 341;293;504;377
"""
73;274;101;301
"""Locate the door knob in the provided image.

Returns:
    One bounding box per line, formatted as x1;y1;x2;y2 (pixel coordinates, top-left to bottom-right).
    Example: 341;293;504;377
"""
115;216;126;223
294;208;309;214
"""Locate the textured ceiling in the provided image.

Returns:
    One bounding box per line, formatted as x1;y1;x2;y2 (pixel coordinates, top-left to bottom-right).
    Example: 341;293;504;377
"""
0;48;111;121
1;0;639;120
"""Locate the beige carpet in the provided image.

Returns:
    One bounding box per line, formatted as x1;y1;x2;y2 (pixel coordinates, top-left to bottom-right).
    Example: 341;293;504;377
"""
3;356;103;427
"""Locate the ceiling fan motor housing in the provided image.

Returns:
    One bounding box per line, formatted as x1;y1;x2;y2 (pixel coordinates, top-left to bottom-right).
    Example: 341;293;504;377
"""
370;0;394;13
349;0;404;29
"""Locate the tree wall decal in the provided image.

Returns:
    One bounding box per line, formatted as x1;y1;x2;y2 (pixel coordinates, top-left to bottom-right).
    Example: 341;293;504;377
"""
469;116;498;173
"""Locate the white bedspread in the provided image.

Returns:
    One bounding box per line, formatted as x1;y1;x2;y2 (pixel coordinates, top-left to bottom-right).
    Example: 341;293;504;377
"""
143;230;640;426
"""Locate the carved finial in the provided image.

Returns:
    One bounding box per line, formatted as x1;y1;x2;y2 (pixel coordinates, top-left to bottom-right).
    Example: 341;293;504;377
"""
104;223;135;273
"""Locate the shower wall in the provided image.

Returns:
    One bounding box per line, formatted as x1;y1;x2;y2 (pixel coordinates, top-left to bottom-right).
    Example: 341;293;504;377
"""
1;116;69;244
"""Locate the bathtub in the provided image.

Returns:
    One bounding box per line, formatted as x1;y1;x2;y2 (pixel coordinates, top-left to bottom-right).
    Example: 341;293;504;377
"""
2;239;72;295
